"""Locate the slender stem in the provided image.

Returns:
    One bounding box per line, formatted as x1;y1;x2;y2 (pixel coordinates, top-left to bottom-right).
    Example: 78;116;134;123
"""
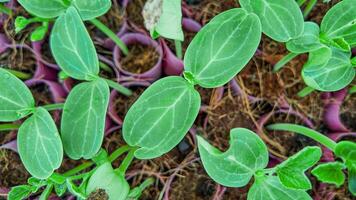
303;0;317;18
4;68;32;80
139;178;155;191
108;145;131;162
297;0;307;6
267;123;337;151
39;184;53;200
42;103;64;111
349;85;356;94
273;52;299;72
116;148;136;175
174;40;183;59
0;4;12;15
101;77;132;96
297;86;315;97
89;18;129;55
99;61;114;73
0;123;20;131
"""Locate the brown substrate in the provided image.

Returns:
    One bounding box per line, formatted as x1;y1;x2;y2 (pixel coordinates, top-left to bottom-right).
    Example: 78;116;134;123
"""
113;87;145;118
126;0;146;29
120;44;159;74
340;95;356;132
87;189;109;200
0;149;29;187
29;83;54;106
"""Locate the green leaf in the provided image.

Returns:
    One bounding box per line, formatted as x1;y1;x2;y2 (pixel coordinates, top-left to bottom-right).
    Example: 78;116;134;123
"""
320;0;356;47
15;16;30;33
302;47;355;91
0;68;35;122
30;23;48;42
197;128;269;187
54;183;67;197
311;162;346;187
348;164;356;196
17;0;67;18
123;76;200;159
184;8;261;88
276;146;322;190
287;22;323;53
61;79;109;160
335;141;356;162
66;179;87;199
8;185;32;200
240;0;304;42
72;0;111;21
248;176;312;200
86;162;130;200
143;0;184;41
17;107;63;179
39;184;53;200
51;6;99;81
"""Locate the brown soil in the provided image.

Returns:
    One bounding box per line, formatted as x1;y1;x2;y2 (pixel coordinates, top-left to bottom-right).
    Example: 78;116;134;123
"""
29;83;54;106
126;0;146;29
340;95;356;132
0;149;29;187
120;44;159;74
113;87;145;118
87;189;109;200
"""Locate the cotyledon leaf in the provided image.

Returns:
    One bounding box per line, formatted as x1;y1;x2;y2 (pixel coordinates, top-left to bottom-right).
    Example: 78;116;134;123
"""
0;68;34;122
287;22;323;53
247;176;312;200
320;0;356;47
123;76;200;159
276;146;322;190
197;128;269;187
61;79;109;160
184;8;261;88
17;107;63;179
240;0;304;42
17;0;67;19
50;6;99;81
302;47;355;91
72;0;111;21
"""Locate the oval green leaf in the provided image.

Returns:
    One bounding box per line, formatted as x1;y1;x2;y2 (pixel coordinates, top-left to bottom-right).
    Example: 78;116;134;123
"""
123;76;200;159
0;68;34;122
17;0;67;19
51;6;99;81
61;79;109;160
248;176;312;200
197;128;269;187
287;22;323;53
320;0;356;47
311;162;346;187
72;0;111;21
240;0;304;42
86;162;130;200
302;47;355;91
276;146;322;190
18;107;63;179
184;8;261;88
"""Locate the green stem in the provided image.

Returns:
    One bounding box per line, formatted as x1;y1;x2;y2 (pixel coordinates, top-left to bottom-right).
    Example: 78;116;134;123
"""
99;61;114;73
297;0;307;6
101;77;132;96
139;177;155;191
297;86;315;97
89;18;129;55
174;40;183;59
0;123;20;131
273;52;299;72
108;145;131;162
4;68;32;80
39;184;53;200
116;148;136;175
303;0;317;18
0;4;12;15
349;85;356;94
267;123;337;151
42;103;64;111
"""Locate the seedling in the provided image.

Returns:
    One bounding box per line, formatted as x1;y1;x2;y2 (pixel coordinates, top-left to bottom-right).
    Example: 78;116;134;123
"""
197;128;321;200
275;0;356;92
0;0;11;15
268;123;356;196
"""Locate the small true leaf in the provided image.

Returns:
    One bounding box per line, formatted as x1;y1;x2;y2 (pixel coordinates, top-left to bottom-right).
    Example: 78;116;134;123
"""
123;76;200;159
335;141;356;162
8;185;32;200
287;22;323;53
86;162;130;200
302;47;355;91
72;0;111;21
248;176;312;200
320;0;356;47
17;107;63;179
184;8;261;88
61;79;109;160
51;6;99;81
240;0;304;42
276;146;322;190
17;0;67;19
143;0;184;41
197;128;269;187
30;23;48;42
311;162;346;187
0;68;35;122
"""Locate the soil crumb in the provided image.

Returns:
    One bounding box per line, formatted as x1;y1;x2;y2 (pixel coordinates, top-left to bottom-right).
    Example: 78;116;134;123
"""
0;149;29;188
87;189;109;200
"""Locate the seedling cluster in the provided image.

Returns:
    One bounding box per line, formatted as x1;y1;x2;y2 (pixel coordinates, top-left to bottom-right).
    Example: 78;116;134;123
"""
0;0;355;199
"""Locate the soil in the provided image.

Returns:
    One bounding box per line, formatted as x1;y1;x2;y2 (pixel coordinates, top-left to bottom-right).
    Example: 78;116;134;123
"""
126;0;146;29
113;87;146;118
340;95;356;132
120;44;159;74
0;149;29;188
29;83;54;106
87;189;109;200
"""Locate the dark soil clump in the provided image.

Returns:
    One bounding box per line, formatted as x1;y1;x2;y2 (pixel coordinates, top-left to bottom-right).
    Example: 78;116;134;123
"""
126;0;146;29
87;189;109;200
114;87;145;118
0;149;29;187
120;44;159;74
